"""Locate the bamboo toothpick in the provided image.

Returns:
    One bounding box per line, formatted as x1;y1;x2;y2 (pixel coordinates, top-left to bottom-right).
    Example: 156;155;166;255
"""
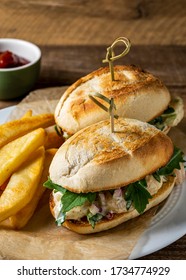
88;93;118;133
89;37;131;132
109;98;115;133
102;37;131;81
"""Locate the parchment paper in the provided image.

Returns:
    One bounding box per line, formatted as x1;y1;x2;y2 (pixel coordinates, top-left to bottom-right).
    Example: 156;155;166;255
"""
0;87;185;260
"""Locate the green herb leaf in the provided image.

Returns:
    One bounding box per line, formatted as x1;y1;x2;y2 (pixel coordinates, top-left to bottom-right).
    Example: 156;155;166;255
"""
61;191;96;213
153;172;161;182
43;178;66;194
162;107;175;115
125;180;152;214
87;213;103;229
54;125;63;136
56;210;66;226
148;106;176;130
157;146;184;176
44;178;97;225
148;116;165;131
138;178;147;188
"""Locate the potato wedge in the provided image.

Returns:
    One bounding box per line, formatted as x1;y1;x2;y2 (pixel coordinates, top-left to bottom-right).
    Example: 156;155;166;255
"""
0;128;46;186
45;126;64;149
0;147;45;223
21;110;33;119
0;113;54;148
4;148;57;229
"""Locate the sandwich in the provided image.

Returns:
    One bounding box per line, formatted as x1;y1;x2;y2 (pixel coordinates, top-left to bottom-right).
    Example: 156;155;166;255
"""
55;65;184;137
44;118;185;234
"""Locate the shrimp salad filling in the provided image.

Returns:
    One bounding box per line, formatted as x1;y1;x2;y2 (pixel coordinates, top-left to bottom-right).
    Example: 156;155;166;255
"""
44;147;185;228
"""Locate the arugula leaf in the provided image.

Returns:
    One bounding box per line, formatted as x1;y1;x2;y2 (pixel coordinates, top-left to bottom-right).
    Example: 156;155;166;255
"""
43;178;66;194
61;191;96;212
87;213;103;229
157;146;184;176
153;172;161;182
149;116;165;131
148;106;176;130
138;178;147;188
149;116;163;126
162;106;175;116
130;146;185;212
124;180;152;214
44;178;97;225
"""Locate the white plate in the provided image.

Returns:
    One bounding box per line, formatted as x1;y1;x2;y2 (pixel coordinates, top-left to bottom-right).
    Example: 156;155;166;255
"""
130;180;186;259
0;106;186;259
0;106;15;124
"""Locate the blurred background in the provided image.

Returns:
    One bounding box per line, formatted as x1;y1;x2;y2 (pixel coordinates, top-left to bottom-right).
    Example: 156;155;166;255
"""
1;0;185;45
0;0;185;87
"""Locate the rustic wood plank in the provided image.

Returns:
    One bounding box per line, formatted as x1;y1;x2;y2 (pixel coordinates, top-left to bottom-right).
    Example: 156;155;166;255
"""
1;45;185;108
39;45;186;87
0;100;20;110
0;0;186;46
140;235;186;260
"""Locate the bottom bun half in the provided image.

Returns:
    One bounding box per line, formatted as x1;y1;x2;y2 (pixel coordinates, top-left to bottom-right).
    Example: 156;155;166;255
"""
49;176;175;234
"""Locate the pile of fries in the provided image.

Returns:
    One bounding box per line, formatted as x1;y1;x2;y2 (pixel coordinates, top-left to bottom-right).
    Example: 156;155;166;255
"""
0;110;64;229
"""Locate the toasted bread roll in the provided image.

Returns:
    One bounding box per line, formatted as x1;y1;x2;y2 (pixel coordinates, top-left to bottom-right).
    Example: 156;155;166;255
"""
50;118;173;193
47;118;184;234
55;65;171;135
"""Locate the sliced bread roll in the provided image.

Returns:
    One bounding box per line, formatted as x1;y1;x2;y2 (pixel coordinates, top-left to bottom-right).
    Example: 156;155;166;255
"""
55;65;171;135
48;118;178;234
50;118;173;193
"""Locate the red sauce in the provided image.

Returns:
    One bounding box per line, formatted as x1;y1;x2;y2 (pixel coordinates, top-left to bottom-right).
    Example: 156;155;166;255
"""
0;50;30;68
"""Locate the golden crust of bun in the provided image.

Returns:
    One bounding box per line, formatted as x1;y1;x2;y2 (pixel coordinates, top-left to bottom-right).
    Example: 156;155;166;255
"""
55;65;171;135
49;176;175;234
49;118;174;193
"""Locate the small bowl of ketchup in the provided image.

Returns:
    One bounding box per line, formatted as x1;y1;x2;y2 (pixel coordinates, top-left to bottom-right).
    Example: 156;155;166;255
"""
0;38;41;100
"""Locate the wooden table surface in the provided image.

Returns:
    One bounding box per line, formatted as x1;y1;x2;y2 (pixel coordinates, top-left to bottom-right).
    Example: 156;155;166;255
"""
0;0;186;260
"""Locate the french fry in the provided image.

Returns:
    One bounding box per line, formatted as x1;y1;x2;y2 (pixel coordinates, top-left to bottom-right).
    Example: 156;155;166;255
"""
21;109;33;119
0;178;9;191
0;147;45;223
4;148;57;229
0;128;46;186
0;113;55;149
45;126;64;149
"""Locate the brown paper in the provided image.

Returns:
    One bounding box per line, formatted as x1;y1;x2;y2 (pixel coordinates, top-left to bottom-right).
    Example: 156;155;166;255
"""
0;190;157;260
0;87;185;260
7;87;68;120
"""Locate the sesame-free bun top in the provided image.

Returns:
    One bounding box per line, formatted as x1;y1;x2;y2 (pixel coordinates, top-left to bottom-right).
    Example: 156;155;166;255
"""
49;118;173;193
55;65;171;135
